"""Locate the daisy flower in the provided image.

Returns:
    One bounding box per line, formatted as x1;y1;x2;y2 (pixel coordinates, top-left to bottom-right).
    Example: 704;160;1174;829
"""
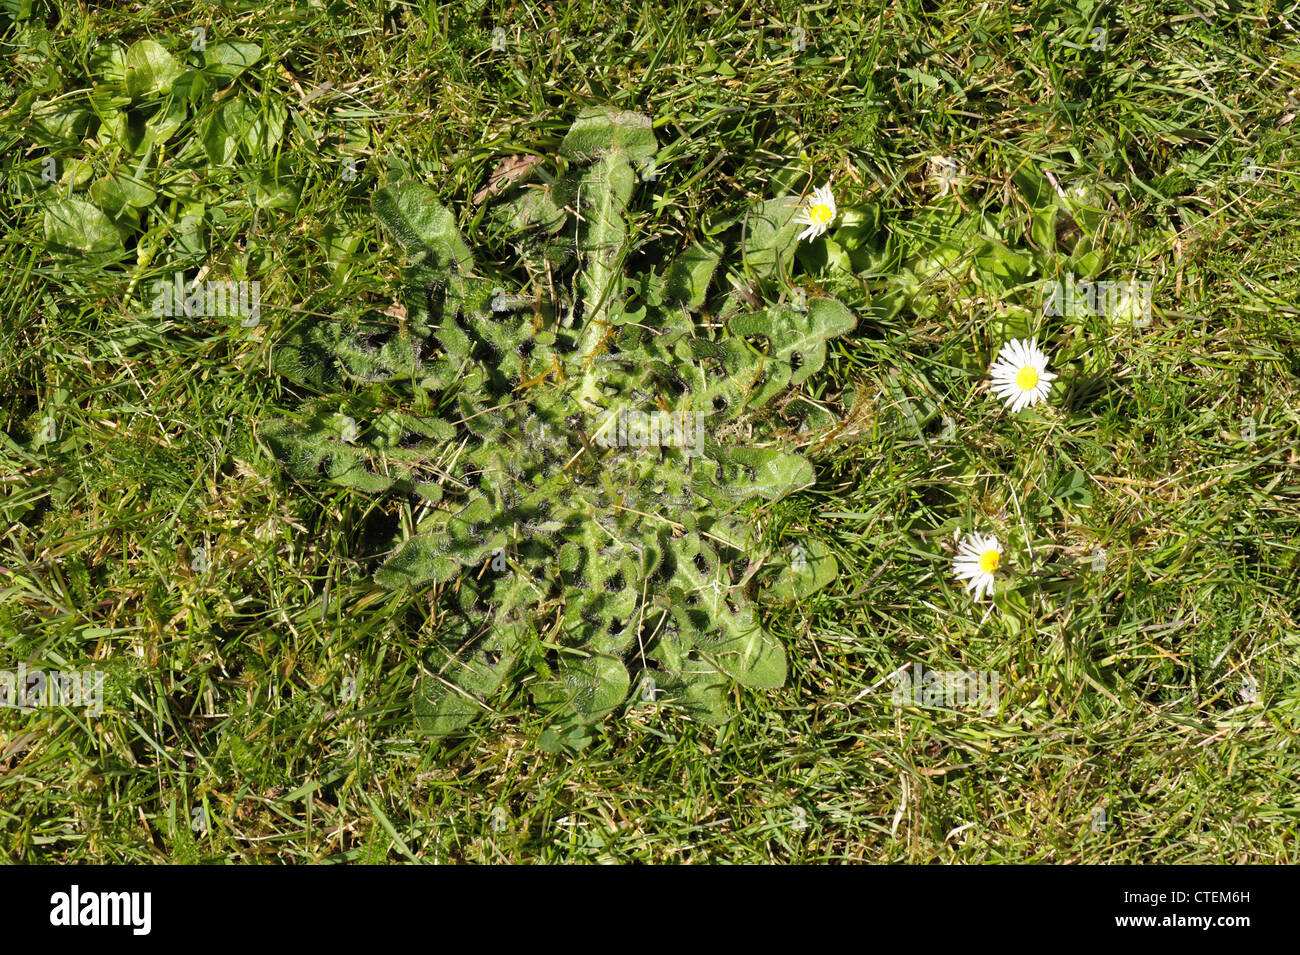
989;337;1056;412
795;183;836;242
951;532;1002;601
929;155;961;196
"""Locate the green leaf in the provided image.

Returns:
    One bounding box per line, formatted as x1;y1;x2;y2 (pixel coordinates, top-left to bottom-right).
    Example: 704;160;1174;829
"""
652;631;731;723
375;534;459;587
899;67;941;90
664;537;787;688
534;654;631;722
797;235;853;276
201;97;286;165
58;158;94;189
262;410;449;504
973;239;1033;291
1029;205;1057;252
559;107;656;163
30;100;92;142
573;151;636;345
833;203;881;252
89;175;156;217
728;297;856;404
1012;163;1054;210
43;198;122;255
497;184;567;234
537;723;594;752
769;537;838;599
415;637;516;736
252;169;299;210
694;606;786;688
373;181;474;271
123;39;182;100
707;447;815;500
663;241;720;309
90;42;128;84
741;196;803;276
201;39;262;81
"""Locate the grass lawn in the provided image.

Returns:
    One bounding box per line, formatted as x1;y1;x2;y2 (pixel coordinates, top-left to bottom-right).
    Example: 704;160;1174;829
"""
2;0;1299;863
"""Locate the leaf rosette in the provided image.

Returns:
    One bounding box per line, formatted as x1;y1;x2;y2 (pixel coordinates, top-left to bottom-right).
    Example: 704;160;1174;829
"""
263;108;851;743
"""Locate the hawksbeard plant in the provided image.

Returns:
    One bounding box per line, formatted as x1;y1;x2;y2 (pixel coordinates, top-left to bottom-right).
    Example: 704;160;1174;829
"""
262;108;850;748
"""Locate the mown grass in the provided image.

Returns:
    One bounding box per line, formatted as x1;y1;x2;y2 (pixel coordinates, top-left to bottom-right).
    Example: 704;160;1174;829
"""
1;0;1299;862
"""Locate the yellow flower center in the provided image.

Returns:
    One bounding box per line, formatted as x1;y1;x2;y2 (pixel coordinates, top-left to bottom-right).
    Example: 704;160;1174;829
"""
979;549;1000;573
1015;366;1039;391
810;203;833;226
